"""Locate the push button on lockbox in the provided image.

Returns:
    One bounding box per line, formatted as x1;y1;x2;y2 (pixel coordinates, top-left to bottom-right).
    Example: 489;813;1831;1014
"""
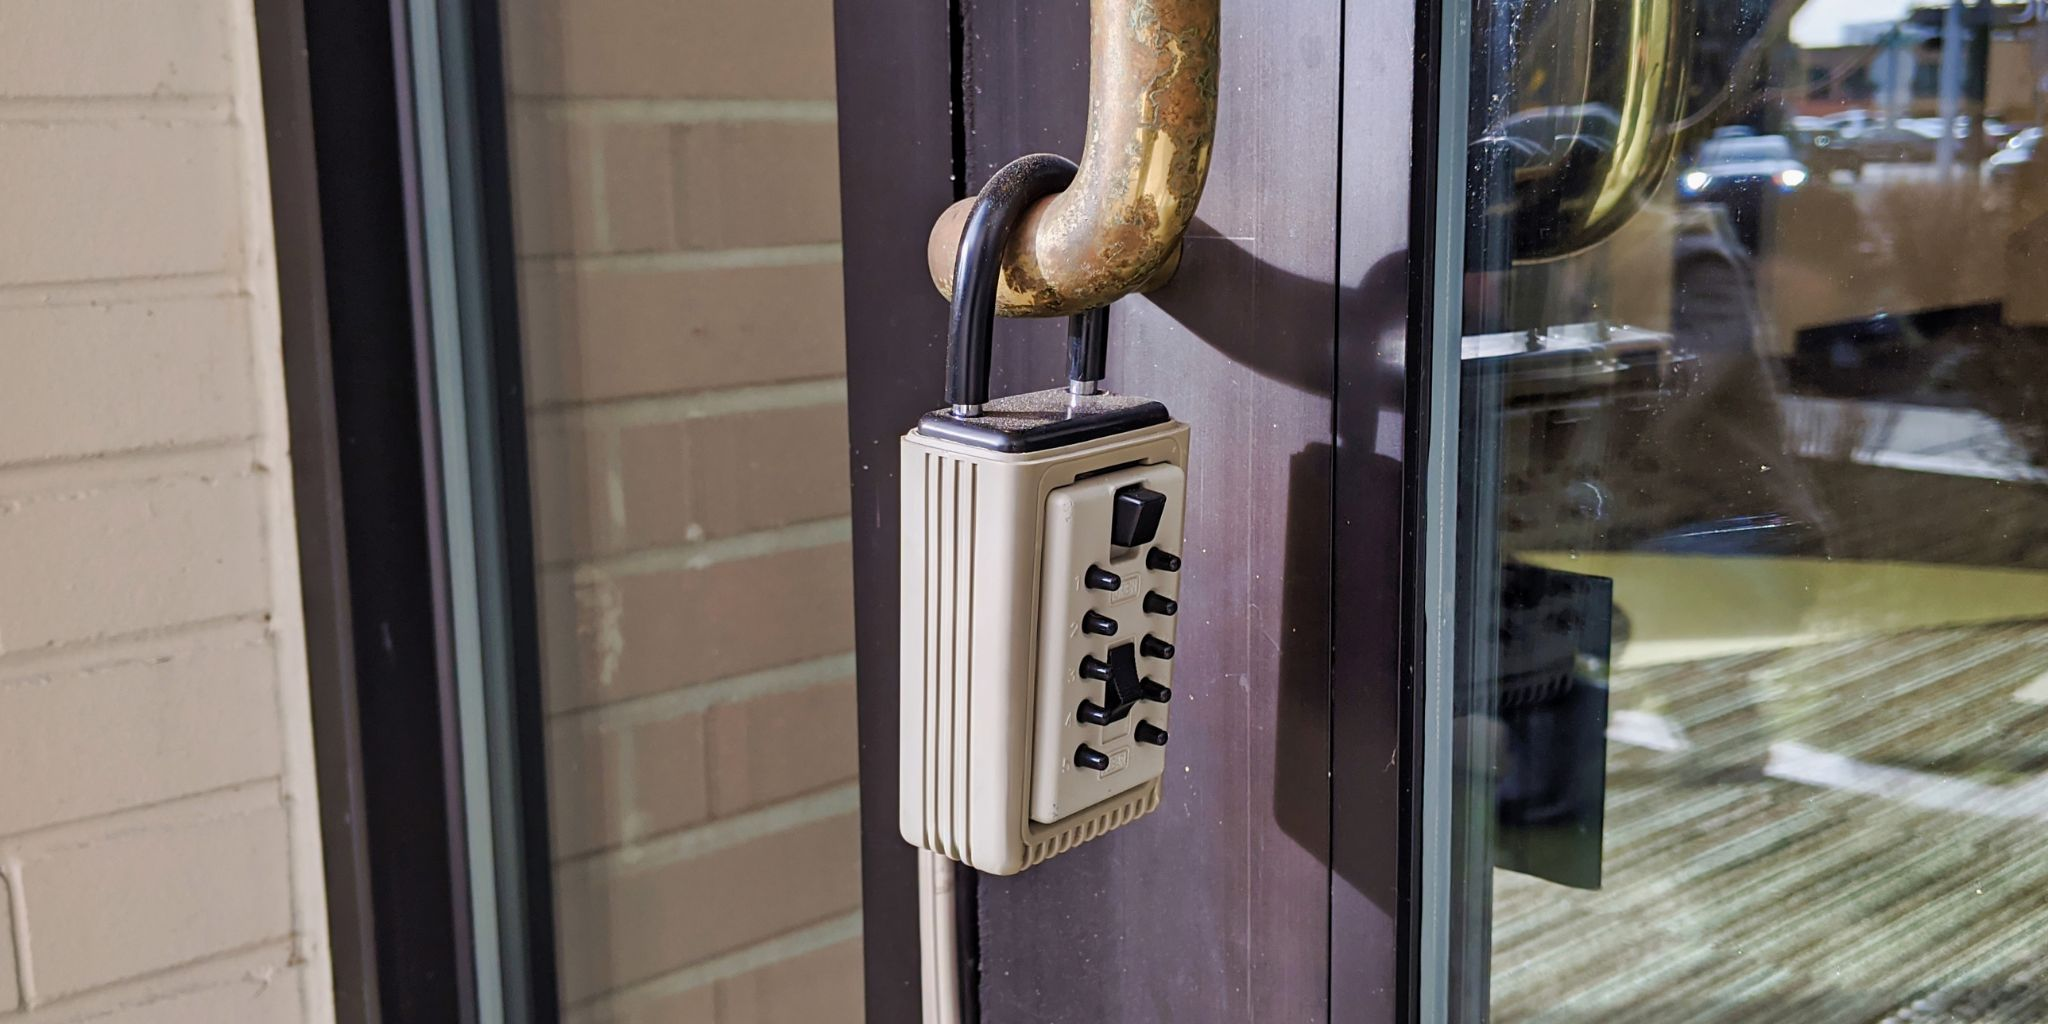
1111;483;1167;547
1024;461;1184;829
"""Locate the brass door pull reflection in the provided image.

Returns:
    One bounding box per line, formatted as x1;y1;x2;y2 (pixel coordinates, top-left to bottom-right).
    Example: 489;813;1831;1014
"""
1476;0;1698;263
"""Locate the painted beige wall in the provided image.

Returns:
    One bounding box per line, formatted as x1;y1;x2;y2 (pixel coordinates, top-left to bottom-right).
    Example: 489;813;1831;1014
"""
0;0;332;1020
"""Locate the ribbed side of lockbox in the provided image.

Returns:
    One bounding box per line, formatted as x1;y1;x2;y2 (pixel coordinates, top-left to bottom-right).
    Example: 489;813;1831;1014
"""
1022;785;1160;871
909;449;978;860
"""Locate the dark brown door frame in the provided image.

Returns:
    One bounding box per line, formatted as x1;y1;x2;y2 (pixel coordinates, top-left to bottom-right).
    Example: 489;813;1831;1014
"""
829;1;960;1019
833;0;1443;1019
255;0;562;1016
256;0;484;1015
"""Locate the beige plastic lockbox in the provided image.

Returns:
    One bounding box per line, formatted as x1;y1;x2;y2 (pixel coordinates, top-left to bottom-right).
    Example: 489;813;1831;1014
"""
898;393;1189;876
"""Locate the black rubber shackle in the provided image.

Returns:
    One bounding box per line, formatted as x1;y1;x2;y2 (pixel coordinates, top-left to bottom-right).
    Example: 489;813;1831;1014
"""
944;154;1110;416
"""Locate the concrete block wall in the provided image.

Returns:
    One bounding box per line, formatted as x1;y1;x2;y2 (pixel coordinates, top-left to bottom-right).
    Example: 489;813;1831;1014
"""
0;0;331;1020
503;0;865;1019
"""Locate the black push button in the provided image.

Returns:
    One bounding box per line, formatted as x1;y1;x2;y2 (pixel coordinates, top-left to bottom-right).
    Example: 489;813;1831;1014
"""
1142;679;1172;703
1141;635;1175;660
1147;549;1181;572
1075;745;1112;771
1078;699;1114;726
1111;484;1167;548
1079;654;1113;681
1135;722;1169;746
1084;564;1122;591
1081;610;1118;636
1144;592;1177;616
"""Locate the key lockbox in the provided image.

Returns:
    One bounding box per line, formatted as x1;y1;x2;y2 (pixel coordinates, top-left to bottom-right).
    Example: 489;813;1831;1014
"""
899;155;1191;875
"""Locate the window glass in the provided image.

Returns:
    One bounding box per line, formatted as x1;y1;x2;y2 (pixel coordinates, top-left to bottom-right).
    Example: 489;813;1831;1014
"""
1448;2;2048;1019
498;0;864;1016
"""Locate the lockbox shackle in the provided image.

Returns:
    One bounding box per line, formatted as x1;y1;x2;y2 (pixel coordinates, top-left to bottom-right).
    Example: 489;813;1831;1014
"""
944;154;1110;418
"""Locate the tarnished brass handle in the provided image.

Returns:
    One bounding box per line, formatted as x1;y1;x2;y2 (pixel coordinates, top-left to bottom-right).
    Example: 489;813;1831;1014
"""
926;0;1220;317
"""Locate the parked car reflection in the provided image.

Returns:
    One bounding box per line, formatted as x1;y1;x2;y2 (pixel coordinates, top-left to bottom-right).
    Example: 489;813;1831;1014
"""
1789;124;1863;180
1848;124;1939;164
1681;134;1811;194
1678;134;1811;252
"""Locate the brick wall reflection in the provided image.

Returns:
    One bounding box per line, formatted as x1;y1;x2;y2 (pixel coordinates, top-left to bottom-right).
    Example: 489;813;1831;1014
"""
502;1;864;1018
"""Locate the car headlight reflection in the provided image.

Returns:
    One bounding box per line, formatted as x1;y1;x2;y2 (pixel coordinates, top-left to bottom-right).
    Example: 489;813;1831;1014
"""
1681;170;1712;193
1776;168;1808;189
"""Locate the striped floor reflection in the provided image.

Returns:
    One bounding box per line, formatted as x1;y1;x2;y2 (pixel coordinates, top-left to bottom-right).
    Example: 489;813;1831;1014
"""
1491;621;2048;1023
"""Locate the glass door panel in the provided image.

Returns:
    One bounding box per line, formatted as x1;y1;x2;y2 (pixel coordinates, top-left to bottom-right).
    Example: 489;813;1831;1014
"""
1444;1;2048;1019
496;0;865;1018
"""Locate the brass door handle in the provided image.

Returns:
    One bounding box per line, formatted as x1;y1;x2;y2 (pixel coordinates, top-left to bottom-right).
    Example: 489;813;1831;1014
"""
926;0;1220;317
